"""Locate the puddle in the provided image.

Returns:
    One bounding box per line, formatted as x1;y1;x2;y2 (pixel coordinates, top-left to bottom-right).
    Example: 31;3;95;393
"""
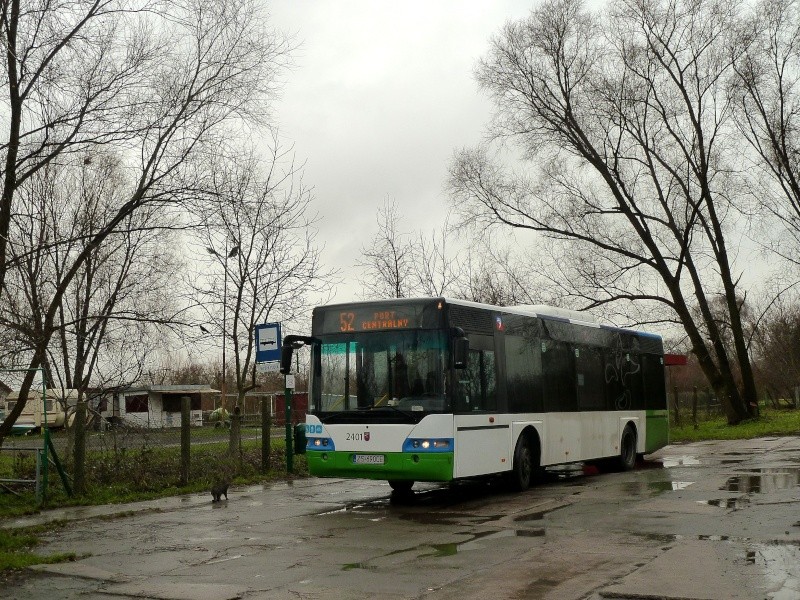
670;481;694;490
620;481;694;495
661;456;701;468
749;543;800;599
721;468;800;494
697;498;749;510
422;528;545;556
514;504;570;522
315;498;391;518
315;497;502;528
400;510;500;527
340;528;544;570
635;532;751;544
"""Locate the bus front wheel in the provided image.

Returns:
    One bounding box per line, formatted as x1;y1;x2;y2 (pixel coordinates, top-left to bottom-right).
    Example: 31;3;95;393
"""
508;435;535;491
388;480;414;493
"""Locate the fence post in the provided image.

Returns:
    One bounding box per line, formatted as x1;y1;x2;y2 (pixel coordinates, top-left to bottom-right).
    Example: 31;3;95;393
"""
672;385;681;427
73;398;87;495
261;396;271;473
229;405;241;466
692;386;698;430
180;396;190;486
35;449;43;504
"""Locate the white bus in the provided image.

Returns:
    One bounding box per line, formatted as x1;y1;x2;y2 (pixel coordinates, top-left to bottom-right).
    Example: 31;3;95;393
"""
284;298;668;492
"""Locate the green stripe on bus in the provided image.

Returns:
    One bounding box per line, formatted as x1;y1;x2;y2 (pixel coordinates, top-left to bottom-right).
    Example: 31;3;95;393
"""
306;451;454;482
645;409;669;453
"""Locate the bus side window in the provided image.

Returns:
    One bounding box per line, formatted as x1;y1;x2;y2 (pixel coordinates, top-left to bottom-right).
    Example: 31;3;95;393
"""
505;335;543;413
542;341;577;412
576;345;605;410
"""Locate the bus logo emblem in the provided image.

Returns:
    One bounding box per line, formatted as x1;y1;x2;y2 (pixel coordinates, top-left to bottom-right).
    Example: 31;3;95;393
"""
364;432;370;441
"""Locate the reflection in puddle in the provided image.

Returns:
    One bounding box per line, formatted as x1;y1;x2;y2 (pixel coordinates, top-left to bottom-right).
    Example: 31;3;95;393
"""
722;468;800;494
635;532;751;544
750;543;800;600
618;480;695;496
399;511;497;527
546;465;585;480
661;456;701;468
670;481;694;490
697;498;749;510
314;498;391;518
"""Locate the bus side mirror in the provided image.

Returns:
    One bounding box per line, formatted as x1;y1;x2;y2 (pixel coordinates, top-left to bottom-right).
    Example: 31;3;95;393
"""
280;346;294;374
453;337;469;369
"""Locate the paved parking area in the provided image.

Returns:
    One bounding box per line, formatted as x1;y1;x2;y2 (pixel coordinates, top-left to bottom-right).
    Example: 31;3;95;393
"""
2;436;799;599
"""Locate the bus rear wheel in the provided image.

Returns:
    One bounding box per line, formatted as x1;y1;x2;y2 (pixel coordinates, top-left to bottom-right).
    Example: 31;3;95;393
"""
388;480;414;493
616;425;637;472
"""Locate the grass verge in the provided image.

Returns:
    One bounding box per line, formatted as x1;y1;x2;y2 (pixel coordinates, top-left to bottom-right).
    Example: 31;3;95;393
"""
0;524;76;571
669;407;800;443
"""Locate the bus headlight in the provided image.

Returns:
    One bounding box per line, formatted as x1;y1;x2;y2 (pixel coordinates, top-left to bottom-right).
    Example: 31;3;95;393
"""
402;438;452;453
307;437;335;451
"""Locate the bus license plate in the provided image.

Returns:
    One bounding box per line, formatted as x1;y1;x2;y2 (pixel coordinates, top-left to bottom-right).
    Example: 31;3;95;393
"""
353;454;384;465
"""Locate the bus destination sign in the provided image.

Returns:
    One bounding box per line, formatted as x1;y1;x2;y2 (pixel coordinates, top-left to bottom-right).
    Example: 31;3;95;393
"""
339;310;409;332
315;302;446;334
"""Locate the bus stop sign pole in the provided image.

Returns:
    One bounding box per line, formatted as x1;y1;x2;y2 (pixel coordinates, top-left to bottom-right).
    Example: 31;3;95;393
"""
284;372;295;473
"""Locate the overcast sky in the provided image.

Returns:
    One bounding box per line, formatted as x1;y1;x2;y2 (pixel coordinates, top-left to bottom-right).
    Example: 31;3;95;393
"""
267;1;537;304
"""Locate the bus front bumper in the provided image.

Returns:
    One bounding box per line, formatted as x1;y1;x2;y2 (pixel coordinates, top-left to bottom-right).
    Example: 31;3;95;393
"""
306;450;454;482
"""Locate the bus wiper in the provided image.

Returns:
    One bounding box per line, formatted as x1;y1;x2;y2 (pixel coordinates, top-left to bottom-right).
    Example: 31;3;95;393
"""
353;402;417;420
372;403;417;421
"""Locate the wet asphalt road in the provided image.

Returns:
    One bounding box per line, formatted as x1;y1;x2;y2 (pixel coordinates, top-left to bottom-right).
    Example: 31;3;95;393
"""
3;436;800;600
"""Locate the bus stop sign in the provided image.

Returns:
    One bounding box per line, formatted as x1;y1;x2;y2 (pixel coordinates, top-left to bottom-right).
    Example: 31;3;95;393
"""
255;322;281;366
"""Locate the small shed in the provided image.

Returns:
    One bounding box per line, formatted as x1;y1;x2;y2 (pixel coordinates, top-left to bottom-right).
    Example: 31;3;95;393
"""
113;385;218;429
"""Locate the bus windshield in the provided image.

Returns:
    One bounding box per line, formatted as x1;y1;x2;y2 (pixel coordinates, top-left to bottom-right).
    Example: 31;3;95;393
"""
313;330;449;419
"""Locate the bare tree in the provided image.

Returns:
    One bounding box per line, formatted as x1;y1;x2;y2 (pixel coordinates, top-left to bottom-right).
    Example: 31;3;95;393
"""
751;293;800;404
411;222;457;298
357;198;417;299
358;198;541;305
732;0;800;265
0;153;183;419
451;242;540;306
53;155;183;406
0;0;291;444
195;138;333;408
449;0;759;423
